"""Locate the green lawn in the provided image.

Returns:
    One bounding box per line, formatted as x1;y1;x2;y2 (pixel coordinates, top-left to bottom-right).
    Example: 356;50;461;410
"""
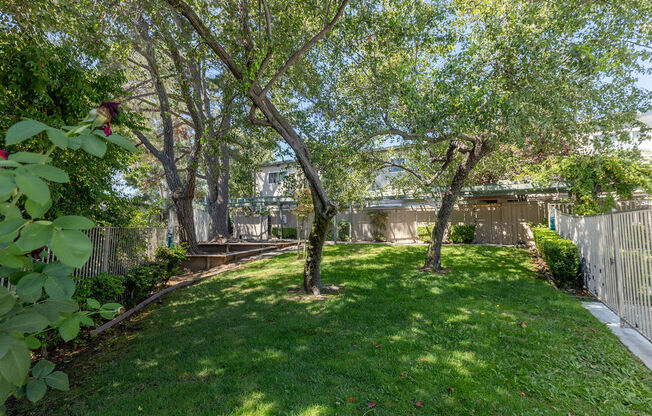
12;245;652;415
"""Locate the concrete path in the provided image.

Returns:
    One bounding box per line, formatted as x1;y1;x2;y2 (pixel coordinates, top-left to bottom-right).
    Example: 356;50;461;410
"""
582;302;652;371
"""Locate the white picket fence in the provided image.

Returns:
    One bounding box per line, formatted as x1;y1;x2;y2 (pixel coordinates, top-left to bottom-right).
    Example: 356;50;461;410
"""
554;207;652;341
1;227;167;289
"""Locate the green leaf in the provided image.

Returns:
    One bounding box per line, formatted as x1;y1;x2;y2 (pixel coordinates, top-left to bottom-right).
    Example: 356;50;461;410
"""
50;230;92;268
86;298;100;310
44;371;68;391
99;310;115;320
24;336;41;350
0;176;15;200
52;216;94;230
0;203;22;219
78;313;94;327
0;160;20;168
58;317;79;342
26;378;47;402
79;134;107;157
0;375;14;402
26;165;69;183
44;275;75;300
14;172;50;205
0;218;26;236
43;262;73;278
33;299;78;322
45;129;68;149
5;119;49;145
0;334;11;359
16;222;53;251
25;199;52;219
0;312;49;333
8;152;48;164
0;338;30;385
31;360;55;378
101;303;123;311
100;132;137;152
0;250;25;269
15;273;46;303
67;136;82;150
0;289;16;316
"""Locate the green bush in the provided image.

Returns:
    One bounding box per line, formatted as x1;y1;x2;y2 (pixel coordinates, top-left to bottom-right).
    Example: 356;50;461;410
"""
368;210;388;242
531;225;579;285
271;226;297;239
418;224;433;242
449;225;475;243
326;220;350;241
125;262;165;305
74;273;126;305
155;244;187;285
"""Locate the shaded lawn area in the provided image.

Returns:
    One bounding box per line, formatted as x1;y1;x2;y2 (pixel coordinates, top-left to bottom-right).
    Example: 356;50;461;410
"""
13;245;652;415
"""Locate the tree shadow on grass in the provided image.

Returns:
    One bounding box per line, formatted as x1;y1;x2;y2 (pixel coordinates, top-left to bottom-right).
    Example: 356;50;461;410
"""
12;245;652;416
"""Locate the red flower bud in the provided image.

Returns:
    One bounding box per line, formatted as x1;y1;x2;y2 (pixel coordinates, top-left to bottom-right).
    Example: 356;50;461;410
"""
0;150;8;160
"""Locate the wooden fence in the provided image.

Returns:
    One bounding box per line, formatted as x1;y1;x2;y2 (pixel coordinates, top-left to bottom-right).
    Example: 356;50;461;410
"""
555;208;652;341
1;227;167;289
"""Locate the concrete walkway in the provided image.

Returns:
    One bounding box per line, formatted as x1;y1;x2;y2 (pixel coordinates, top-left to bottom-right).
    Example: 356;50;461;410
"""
582;302;652;371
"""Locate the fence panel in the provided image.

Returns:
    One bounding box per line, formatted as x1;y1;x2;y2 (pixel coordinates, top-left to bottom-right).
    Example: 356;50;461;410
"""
1;227;166;290
555;208;652;341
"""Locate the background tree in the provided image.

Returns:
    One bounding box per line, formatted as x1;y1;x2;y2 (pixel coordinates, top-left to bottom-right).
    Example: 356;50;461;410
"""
165;0;350;294
331;0;651;270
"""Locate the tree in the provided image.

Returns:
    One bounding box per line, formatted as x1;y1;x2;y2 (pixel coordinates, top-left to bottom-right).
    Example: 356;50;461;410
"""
532;151;652;214
164;0;350;294
332;0;651;270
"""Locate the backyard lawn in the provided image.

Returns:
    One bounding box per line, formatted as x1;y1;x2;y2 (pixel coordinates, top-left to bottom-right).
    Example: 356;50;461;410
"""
12;245;652;415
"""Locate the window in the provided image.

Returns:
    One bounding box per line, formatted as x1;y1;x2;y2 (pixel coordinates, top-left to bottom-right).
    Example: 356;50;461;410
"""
268;172;279;184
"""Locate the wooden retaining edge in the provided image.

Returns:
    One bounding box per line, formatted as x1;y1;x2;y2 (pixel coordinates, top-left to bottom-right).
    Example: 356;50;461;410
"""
90;247;295;337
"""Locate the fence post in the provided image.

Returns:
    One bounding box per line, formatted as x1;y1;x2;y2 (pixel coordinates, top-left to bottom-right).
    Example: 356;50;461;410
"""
279;204;284;239
609;212;625;326
349;204;353;242
333;216;338;244
101;227;111;273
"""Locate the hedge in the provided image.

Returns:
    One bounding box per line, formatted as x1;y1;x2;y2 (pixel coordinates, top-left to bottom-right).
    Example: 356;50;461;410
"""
450;225;475;243
271;226;297;239
531;225;579;285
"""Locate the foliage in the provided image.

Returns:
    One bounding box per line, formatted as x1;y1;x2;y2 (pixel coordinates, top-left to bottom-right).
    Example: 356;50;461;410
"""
74;273;126;305
449;225;476;244
530;152;652;215
13;245;652;415
271;227;297;239
325;220;351;242
418;224;433;243
124;263;165;306
367;210;388;242
531;225;580;286
0;32;137;226
155;244;188;285
0;112;133;409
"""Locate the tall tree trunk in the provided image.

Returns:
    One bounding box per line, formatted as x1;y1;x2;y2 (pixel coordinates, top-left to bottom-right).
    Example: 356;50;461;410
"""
424;141;490;270
173;195;199;254
303;211;331;294
205;141;230;239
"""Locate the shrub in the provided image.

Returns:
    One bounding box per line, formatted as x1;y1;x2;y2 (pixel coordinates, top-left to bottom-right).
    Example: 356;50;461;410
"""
125;262;165;305
449;225;475;243
155;244;187;284
531;225;579;285
271;226;297;239
325;220;350;241
74;273;126;305
418;224;433;242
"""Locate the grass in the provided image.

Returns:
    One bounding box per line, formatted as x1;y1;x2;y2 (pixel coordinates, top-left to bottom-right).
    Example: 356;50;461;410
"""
12;245;652;415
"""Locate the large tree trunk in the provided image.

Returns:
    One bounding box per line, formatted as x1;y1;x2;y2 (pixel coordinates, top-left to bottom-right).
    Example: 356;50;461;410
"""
205;142;230;239
173;195;199;254
303;210;334;295
424;141;490;270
